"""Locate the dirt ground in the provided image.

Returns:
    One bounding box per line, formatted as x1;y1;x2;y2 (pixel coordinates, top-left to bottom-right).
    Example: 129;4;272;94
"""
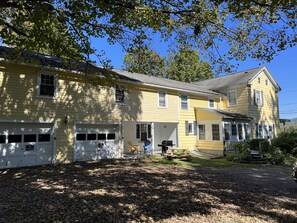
0;160;296;223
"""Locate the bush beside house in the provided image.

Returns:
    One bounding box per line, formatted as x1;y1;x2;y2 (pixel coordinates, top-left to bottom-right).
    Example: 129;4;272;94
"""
227;130;297;165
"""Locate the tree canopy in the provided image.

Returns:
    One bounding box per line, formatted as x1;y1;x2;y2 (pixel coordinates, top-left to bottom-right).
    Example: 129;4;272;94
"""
167;48;214;82
0;0;296;72
123;47;166;77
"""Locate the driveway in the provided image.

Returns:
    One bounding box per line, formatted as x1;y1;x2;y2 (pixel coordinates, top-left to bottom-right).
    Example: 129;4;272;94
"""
0;161;296;223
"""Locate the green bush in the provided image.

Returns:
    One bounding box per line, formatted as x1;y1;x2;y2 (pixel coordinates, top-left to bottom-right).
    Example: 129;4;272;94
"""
227;142;251;163
262;147;285;165
272;129;297;156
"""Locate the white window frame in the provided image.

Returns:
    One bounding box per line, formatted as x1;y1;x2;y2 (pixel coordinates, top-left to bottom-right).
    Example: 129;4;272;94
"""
115;84;127;104
188;121;194;135
180;95;189;110
158;91;167;108
198;124;206;140
208;98;215;108
227;90;237;106
212;124;220;141
258;124;264;139
254;89;263;106
37;73;58;99
258;77;261;84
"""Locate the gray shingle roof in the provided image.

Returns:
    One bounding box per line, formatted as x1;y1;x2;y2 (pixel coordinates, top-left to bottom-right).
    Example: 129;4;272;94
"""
192;67;263;92
112;69;221;96
195;107;251;120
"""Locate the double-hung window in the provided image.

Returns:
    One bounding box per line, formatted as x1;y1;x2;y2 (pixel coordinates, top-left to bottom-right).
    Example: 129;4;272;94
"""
212;124;220;141
180;95;188;110
158;92;167;108
227;90;237;106
208;99;215;108
198;125;205;140
115;85;127;104
38;74;58;98
254;89;263;106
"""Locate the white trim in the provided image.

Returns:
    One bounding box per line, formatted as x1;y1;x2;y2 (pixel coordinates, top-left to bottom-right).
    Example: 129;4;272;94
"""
187;121;195;135
158;91;168;108
36;72;59;99
227;90;237;106
180;95;189;110
249;67;281;92
0;120;55;124
254;88;263;106
75;121;122;125
208;98;216;109
114;84;127;104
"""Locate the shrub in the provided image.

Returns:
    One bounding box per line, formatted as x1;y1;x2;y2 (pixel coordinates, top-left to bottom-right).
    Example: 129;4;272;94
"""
262;147;285;165
227;142;251;163
272;129;297;156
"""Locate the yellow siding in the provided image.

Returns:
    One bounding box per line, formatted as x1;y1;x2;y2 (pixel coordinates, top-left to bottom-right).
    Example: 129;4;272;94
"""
196;141;224;151
249;71;280;136
178;95;221;150
226;85;249;115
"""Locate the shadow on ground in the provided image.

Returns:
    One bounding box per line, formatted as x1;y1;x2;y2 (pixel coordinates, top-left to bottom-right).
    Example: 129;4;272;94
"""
0;160;296;222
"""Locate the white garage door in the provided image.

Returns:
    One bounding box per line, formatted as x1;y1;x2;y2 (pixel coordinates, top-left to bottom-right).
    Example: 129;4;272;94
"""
0;122;55;169
74;123;121;161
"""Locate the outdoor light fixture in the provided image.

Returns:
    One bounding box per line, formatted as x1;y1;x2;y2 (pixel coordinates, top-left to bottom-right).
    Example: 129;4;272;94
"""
64;115;69;124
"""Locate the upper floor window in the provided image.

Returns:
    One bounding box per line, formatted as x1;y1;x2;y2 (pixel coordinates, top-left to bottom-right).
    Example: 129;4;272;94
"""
258;77;261;84
227;90;237;106
208;99;215;108
254;89;263;106
265;79;268;86
212;124;220;141
38;74;58;98
115;85;127;103
158;92;167;108
180;95;188;110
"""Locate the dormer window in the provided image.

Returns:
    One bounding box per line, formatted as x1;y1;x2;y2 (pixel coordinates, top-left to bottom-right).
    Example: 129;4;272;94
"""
227;90;237;106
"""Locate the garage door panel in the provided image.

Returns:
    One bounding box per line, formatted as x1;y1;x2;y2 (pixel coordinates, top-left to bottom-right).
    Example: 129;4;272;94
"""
74;124;121;162
0;122;54;169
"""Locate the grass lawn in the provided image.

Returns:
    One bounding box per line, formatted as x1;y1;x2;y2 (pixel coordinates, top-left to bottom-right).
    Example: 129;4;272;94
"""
0;157;296;223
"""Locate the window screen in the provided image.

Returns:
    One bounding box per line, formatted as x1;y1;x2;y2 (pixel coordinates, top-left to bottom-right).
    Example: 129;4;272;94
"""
212;124;220;141
198;125;205;140
159;92;166;107
181;95;188;110
224;124;230;140
238;124;243;140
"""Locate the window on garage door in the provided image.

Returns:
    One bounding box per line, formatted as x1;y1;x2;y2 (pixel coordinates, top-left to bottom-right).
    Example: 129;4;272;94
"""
38;134;51;142
8;135;22;143
0;135;6;143
107;133;116;140
24;134;37;143
76;134;86;141
87;134;96;140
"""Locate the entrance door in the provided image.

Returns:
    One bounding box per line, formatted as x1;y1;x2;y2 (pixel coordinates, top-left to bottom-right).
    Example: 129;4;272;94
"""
231;124;238;142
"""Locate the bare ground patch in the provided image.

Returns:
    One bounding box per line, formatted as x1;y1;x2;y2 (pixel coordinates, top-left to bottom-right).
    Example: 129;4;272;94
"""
0;160;296;223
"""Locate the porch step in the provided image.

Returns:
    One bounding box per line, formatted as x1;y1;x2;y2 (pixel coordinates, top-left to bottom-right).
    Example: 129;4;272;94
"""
250;154;267;164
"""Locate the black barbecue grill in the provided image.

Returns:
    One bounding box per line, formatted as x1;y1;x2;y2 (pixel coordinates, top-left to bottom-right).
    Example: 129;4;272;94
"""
158;140;174;155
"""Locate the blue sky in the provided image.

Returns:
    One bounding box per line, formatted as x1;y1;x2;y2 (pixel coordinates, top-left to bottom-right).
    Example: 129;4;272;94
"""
91;38;297;120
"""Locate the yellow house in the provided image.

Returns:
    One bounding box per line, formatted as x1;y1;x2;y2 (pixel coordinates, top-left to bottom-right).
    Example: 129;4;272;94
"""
0;46;281;168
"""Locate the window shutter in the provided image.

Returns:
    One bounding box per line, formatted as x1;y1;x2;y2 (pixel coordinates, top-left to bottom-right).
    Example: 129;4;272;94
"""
194;121;197;135
148;124;151;138
136;124;140;139
124;91;129;104
185;121;189;136
256;124;258;138
261;91;264;106
54;74;59;98
254;89;257;105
